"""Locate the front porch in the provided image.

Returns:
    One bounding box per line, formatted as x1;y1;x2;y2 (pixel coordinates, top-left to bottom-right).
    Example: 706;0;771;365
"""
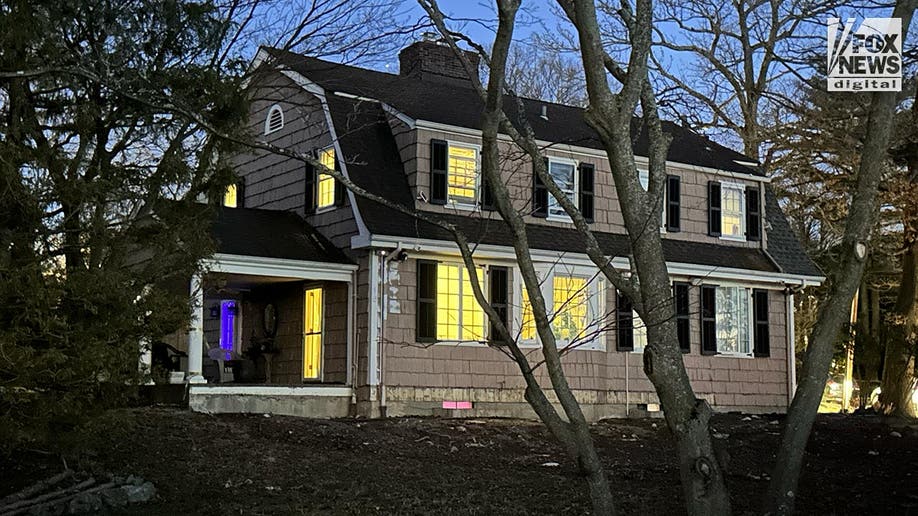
173;252;357;415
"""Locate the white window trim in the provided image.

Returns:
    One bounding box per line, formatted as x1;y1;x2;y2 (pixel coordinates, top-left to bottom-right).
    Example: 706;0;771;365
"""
546;156;579;222
514;264;606;351
264;104;284;135
433;261;489;346
638;169;667;234
445;140;482;210
712;282;754;358
719;182;747;242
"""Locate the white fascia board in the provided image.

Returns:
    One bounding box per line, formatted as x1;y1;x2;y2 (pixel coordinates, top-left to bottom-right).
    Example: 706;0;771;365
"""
357;235;824;286
204;253;357;282
277;69;373;245
413;119;770;184
190;385;353;397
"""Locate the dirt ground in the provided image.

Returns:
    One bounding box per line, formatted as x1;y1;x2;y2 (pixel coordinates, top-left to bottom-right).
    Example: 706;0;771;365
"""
3;409;917;515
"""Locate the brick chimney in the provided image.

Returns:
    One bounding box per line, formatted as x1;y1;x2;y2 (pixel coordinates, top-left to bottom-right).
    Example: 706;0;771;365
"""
398;39;480;88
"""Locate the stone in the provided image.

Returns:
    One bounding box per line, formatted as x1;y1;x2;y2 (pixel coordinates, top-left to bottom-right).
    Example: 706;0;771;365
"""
122;482;156;504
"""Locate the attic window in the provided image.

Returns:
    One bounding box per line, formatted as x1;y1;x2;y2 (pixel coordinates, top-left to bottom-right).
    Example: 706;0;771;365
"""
264;104;284;135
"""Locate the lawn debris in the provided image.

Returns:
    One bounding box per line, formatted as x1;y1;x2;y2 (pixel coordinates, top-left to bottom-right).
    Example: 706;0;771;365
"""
0;472;154;515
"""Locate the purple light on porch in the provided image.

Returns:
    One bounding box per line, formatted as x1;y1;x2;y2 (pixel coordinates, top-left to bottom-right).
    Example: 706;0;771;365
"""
220;300;236;360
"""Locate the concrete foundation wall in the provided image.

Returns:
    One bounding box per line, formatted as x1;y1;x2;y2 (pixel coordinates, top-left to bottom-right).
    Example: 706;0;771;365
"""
189;391;352;418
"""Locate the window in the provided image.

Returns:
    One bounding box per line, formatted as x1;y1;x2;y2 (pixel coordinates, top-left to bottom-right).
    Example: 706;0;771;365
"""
721;184;745;239
447;145;478;205
218;300;239;360
715;286;751;354
547;158;577;219
265;104;284;135
519;269;604;349
637;170;669;231
551;276;589;343
317;147;336;210
303;287;323;379
632;312;648;352
223;184;238;208
435;263;486;341
430;140;481;207
433;263;486;341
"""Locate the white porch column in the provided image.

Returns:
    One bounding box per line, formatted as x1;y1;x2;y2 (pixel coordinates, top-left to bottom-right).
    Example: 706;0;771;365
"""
186;272;207;384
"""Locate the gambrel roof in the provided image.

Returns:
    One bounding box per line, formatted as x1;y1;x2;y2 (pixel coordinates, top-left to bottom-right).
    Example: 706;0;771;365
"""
259;48;821;280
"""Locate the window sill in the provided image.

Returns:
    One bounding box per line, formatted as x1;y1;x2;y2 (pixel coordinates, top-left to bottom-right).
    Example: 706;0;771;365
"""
719;235;746;242
445;201;479;212
315;205;336;214
430;340;488;347
713;351;754;359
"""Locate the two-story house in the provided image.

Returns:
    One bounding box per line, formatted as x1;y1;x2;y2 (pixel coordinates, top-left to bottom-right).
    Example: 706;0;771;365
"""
172;40;822;420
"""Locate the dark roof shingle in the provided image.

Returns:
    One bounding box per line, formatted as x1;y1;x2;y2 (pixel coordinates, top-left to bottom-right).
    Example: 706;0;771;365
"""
211;205;351;264
266;48;762;176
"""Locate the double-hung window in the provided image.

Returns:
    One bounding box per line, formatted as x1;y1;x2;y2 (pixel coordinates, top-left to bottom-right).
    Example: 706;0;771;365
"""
716;286;751;354
430;140;480;208
447;144;479;206
721;183;745;239
547;157;577;219
436;263;486;341
316;147;337;210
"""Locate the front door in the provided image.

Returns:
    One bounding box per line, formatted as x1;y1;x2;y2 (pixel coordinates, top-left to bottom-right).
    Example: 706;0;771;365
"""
303;287;323;380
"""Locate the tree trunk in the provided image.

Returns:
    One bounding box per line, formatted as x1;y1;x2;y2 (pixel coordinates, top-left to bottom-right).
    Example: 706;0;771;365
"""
879;230;918;416
762;3;917;511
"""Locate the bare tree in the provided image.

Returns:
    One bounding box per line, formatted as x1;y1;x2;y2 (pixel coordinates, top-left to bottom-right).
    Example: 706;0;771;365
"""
648;0;843;163
763;0;918;512
505;43;587;106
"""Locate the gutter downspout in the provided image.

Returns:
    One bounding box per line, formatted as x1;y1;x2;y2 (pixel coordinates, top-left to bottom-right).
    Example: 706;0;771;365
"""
378;250;388;417
786;287;798;406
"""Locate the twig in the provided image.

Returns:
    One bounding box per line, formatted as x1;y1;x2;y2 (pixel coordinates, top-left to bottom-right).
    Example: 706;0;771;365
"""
0;478;94;514
0;470;73;507
4;482;117;516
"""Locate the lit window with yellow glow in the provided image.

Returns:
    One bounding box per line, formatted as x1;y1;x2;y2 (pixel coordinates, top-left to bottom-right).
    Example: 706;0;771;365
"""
223;184;237;208
317;147;336;209
436;263;485;341
551;276;589;342
447;145;478;204
520;288;536;340
721;185;744;238
303;287;323;379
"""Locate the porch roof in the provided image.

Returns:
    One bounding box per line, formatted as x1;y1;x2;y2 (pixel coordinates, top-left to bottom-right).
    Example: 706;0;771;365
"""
211;205;352;264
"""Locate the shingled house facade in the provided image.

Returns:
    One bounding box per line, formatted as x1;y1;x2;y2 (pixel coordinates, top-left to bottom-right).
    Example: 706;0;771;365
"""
174;41;823;419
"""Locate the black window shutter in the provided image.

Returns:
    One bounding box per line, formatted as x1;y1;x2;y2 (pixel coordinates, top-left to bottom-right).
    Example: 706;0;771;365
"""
417;261;438;342
532;157;549;217
666;175;681;232
753;289;770;357
236;179;246;209
701;285;718;355
674;282;691;353
708;181;722;237
579;163;595;223
616;290;634;352
430;139;448;205
746;187;761;241
481;175;495;211
334;155;346;207
488;266;509;344
305;155;317;214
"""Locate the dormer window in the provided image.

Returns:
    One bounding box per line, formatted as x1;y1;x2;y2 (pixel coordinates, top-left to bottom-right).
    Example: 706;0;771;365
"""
547;157;577;219
264;104;284;135
317;147;337;209
428;140;480;208
223;183;238;208
447;144;478;206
